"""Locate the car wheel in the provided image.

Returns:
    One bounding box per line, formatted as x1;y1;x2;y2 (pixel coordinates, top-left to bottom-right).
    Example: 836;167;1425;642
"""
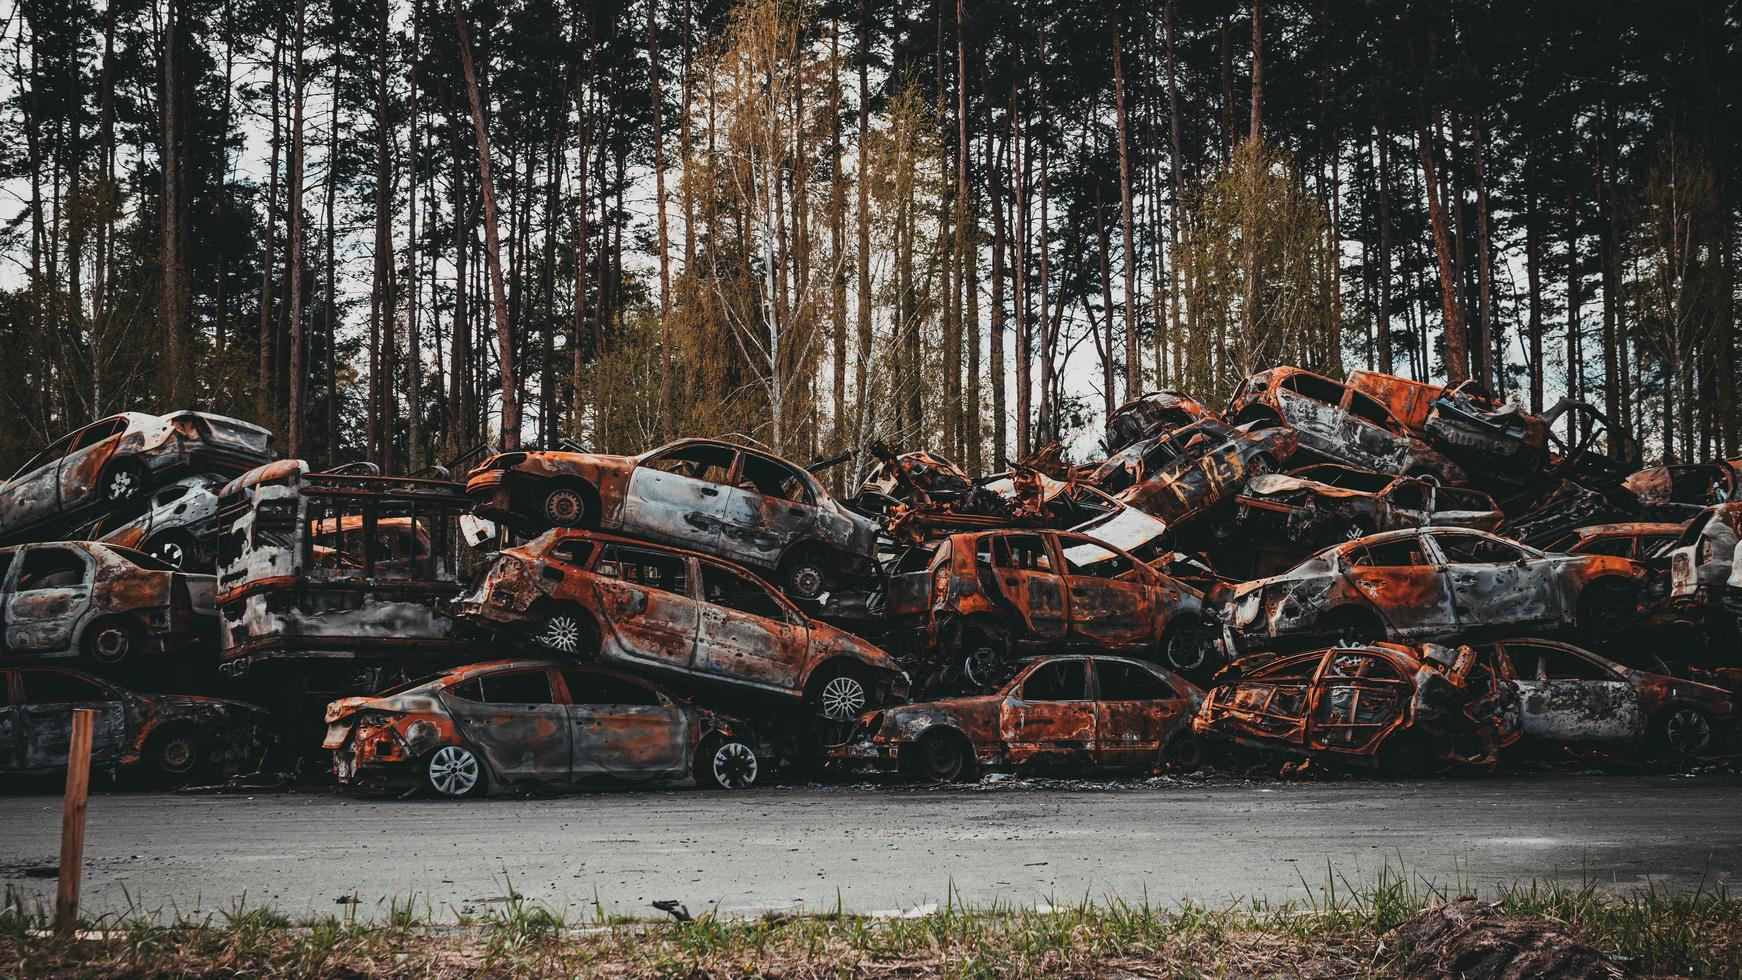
1653;707;1713;758
1162;621;1211;674
534;610;595;659
782;556;828;600
695;735;761;790
144;529;199;569
1160;733;1206;773
104;463;143;504
426;745;485;798
1376;734;1430;777
1578;580;1637;636
811;666;871;723
961;642;1007;690
147;728;204;787
915;730;970;783
542;486;589;527
83;618;142;667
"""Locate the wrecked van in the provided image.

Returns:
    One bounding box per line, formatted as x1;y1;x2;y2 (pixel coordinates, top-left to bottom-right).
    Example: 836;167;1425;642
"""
0;541;215;667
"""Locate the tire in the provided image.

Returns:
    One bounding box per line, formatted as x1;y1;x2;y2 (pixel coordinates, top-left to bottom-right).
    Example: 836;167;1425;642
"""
1376;733;1430;777
913;729;972;783
1161;619;1214;676
1578;579;1637;637
425;744;486;798
1320;607;1383;646
1160;733;1205;773
103;462;144;504
143;529;199;570
532;608;597;659
1652;706;1714;758
808;664;873;723
694;735;762;790
144;727;204;788
83;617;144;668
781;552;829;601
541;484;591;528
959;630;1010;690
1246;454;1277;478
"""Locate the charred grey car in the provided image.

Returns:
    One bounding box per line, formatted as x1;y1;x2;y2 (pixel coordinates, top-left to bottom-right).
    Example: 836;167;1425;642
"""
1236;464;1502;547
1227;527;1648;651
1;541;215;667
76;474;225;570
1090;418;1298;527
467;439;881;600
0;665;268;785
1104;390;1218;454
0;411;272;544
1624;460;1742;520
1662;503;1741;633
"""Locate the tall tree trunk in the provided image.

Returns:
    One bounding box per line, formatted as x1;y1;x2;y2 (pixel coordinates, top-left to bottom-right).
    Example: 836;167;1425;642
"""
1524;151;1544;413
407;0;424;468
159;0;191;404
986;73;1007;470
324;57;339;463
1113;25;1138;401
1473;113;1495;392
258;13;282;423
286;0;306;456
1416;112;1466;383
1375;127;1393;375
853;0;872;456
1248;0;1262;142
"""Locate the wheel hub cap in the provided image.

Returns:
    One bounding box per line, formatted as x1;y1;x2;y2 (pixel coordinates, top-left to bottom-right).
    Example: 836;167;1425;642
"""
540;617;582;654
819;676;866;721
1668;710;1710;754
430;746;480;796
712;743;758;788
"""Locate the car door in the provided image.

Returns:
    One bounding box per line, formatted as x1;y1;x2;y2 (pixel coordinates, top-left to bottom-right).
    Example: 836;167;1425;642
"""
719;451;819;572
1305;651;1411;755
1340;534;1458;636
560;668;692;778
1206;652;1322;746
986;533;1068;641
620;442;737;555
442;666;572;782
1;430;79;532
1431;531;1562;630
1339;389;1413;472
1501;641;1643;743
1382;479;1433;528
1272;375;1345;457
693;560;808;691
1056;534;1163;649
56;418;130;517
590;544;700;672
15;669;126;770
1429;486;1499;531
998;659;1096;765
4;546;95;656
1091;658;1190;767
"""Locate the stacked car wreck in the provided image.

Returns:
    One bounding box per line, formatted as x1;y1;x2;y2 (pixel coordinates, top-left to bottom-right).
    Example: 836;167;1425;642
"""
3;365;1736;795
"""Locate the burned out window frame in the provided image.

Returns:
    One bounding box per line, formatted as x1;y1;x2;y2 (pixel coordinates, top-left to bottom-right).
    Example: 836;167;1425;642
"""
14;545;91;592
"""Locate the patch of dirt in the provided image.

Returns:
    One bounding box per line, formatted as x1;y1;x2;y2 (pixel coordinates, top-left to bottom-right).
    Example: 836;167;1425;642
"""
1390;898;1622;979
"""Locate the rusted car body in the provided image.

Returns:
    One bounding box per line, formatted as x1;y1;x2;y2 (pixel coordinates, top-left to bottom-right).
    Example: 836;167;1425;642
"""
1347;371;1549;467
884;528;1218;690
214;461;492;690
1624;460;1742;519
0;665;268;784
1104;390;1218;454
1474;638;1732;758
1226;527;1647;651
466;438;881;600
76;474;226;570
325;660;763;796
1661;503;1742;630
0;411;272;544
1539;522;1685;561
1236;465;1503;547
1193;642;1521;773
1227;367;1466;485
456;530;906;722
1499;482;1641;549
832;655;1203;781
1089;418;1297;528
0;541;215;667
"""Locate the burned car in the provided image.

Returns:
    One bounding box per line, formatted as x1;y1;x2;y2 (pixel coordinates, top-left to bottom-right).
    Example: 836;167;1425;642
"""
1661;503;1741;632
467;438;880;600
0;541;215;668
1090;418;1297;528
1226;527;1647;651
1624;460;1742;520
1347;371;1549;471
1193;642;1521;775
884;529;1219;689
457;530;906;723
1236;464;1503;547
0;665;269;785
76;474;226;570
1227;367;1466;485
325;660;764;797
1104;390;1218;454
1475;638;1732;759
1539;522;1685;561
832;655;1203;782
0;411;272;544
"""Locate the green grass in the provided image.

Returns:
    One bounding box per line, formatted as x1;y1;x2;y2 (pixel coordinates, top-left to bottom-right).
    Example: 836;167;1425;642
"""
3;867;1738;977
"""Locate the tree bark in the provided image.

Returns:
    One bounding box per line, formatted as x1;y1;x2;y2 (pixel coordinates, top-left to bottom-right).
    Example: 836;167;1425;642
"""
1113;25;1138;401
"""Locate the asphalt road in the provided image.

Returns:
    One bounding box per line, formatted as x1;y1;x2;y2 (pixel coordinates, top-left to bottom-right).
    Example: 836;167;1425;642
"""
1;773;1737;923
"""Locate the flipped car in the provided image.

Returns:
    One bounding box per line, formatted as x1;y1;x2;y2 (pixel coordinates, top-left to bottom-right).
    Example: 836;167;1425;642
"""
1474;638;1732;759
466;438;881;600
456;531;906;722
1089;418;1297;527
832;654;1203;782
0;541;215;667
1236;464;1502;547
76;474;226;570
1104;390;1218;454
1193;642;1521;775
884;529;1218;690
1346;371;1549;467
1226;527;1647;651
324;660;764;797
0;412;272;544
1227;367;1466;485
0;665;268;785
1624;460;1742;520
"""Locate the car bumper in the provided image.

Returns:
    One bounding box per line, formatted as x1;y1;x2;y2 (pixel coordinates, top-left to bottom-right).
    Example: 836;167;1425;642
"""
829;739;902;770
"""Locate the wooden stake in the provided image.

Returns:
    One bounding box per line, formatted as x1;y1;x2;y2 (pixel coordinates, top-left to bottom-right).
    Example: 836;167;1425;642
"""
55;708;96;933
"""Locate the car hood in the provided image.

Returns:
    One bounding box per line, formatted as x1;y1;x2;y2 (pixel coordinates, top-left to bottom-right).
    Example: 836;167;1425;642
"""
1242;474;1365;499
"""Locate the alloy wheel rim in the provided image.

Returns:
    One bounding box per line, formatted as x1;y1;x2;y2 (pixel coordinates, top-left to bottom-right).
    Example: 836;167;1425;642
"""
790;566;824;597
92;628;130;664
1168;631;1206;671
819;676;866;721
963;647;1003;688
429;746;480;796
539;616;583;654
108;470;136;500
922;739;960;780
155;540;187;567
546;490;585;525
1667;709;1710;754
711;742;759;789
